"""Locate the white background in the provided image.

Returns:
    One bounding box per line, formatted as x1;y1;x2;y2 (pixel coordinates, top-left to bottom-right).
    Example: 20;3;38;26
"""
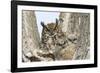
0;0;99;73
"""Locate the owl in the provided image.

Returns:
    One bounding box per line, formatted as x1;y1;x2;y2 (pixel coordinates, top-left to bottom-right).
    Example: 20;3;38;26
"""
40;19;68;60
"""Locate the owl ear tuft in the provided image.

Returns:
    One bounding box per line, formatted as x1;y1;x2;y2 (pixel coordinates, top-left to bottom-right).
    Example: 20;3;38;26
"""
56;18;58;25
41;22;50;32
54;18;59;30
41;22;45;27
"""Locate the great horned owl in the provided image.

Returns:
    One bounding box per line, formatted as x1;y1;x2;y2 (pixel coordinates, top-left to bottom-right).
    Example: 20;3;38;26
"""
40;19;67;60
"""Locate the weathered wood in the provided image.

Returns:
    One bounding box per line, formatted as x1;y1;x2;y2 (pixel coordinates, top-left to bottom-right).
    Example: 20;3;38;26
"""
59;12;90;60
22;10;40;62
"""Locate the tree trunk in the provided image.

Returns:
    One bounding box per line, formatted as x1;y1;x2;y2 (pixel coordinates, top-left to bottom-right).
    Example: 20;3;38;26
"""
22;10;40;62
59;12;90;60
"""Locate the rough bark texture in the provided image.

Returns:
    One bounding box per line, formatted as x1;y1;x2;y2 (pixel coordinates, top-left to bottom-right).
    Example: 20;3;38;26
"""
22;10;40;62
59;12;90;60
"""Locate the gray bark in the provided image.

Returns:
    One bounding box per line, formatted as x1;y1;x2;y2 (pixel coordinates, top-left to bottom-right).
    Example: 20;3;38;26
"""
22;10;40;62
59;12;90;60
